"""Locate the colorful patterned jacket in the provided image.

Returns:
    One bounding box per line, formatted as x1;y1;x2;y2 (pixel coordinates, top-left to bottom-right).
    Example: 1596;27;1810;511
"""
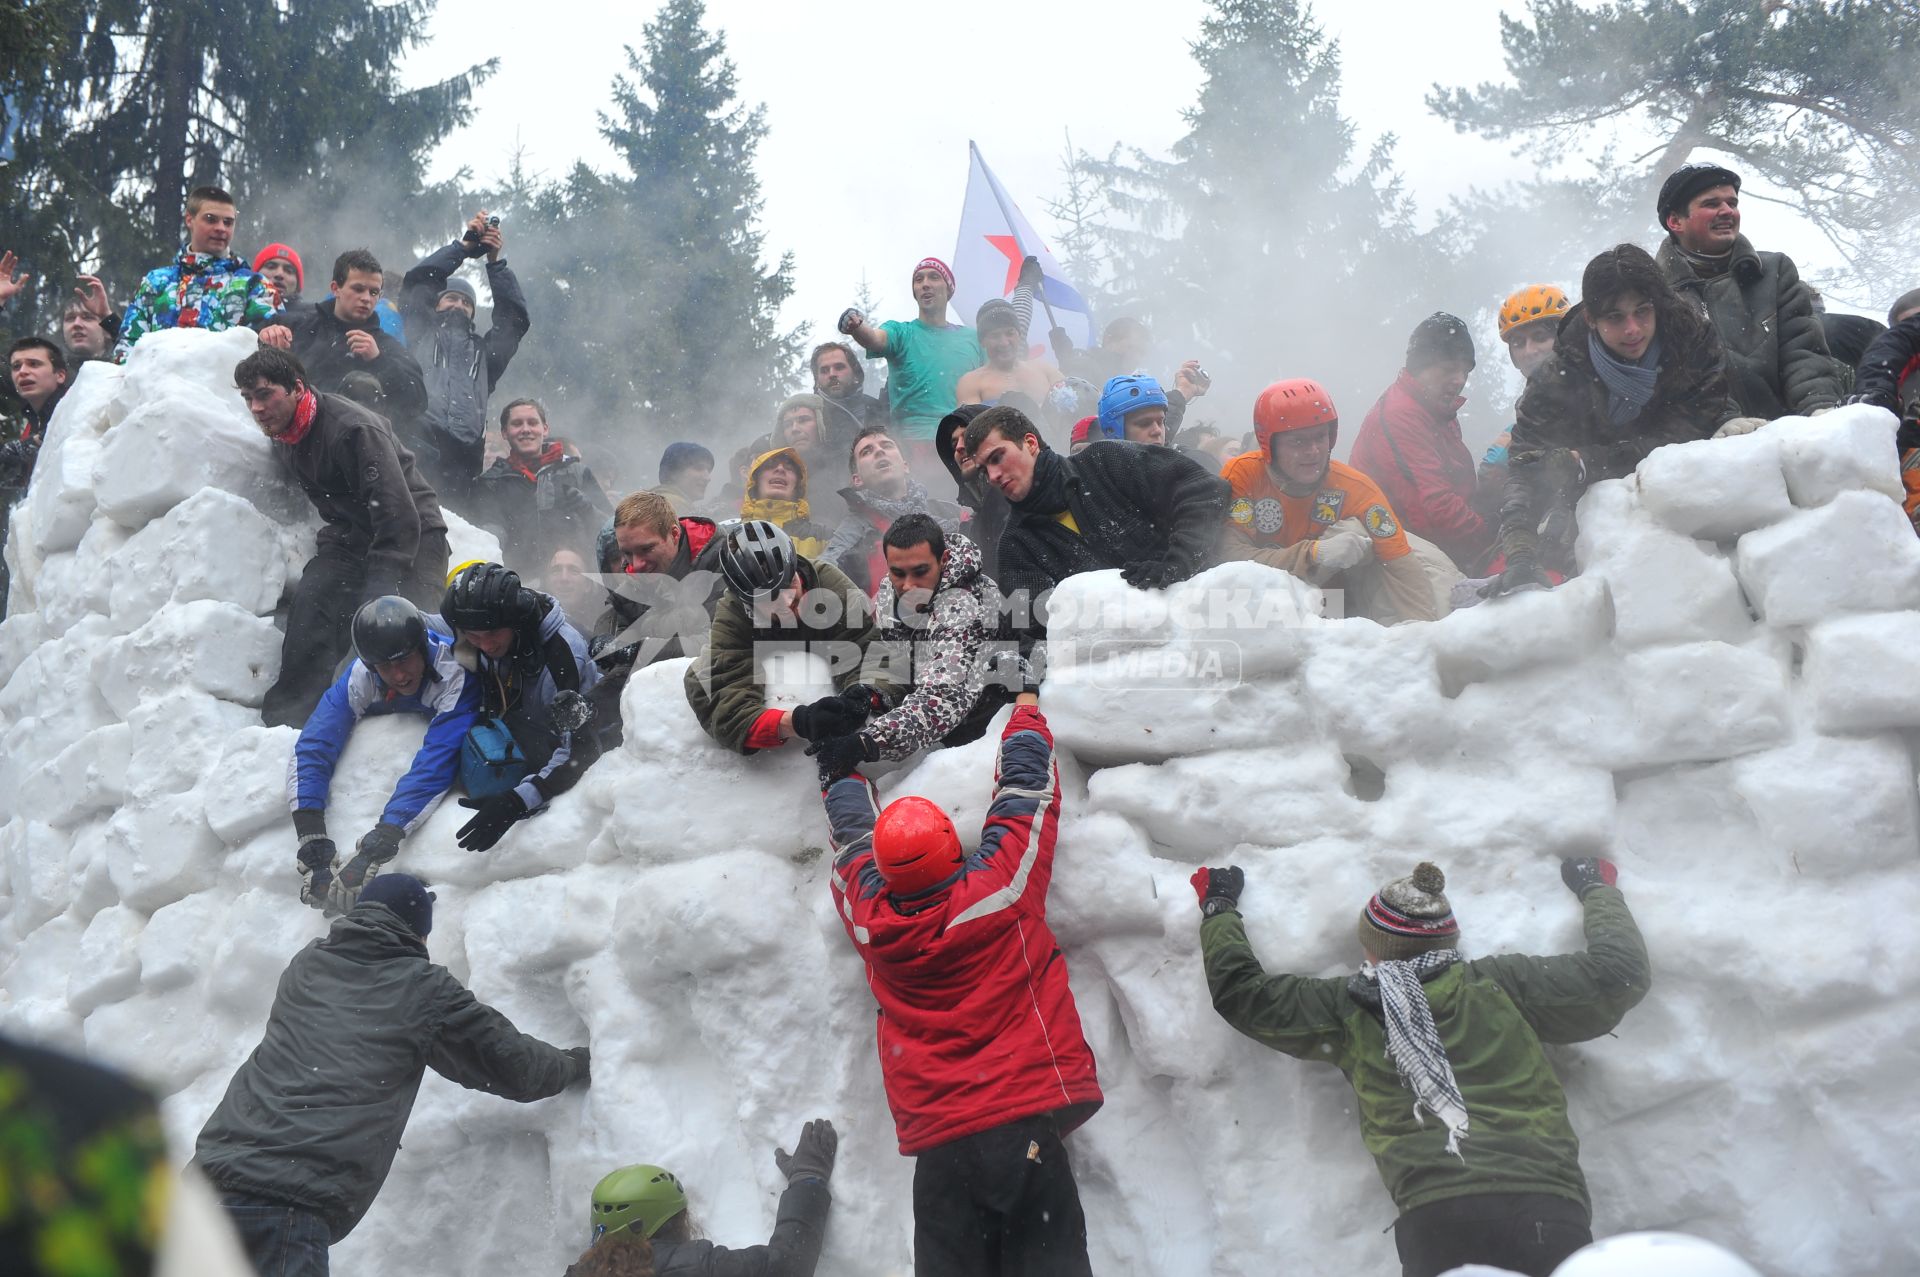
863;532;1006;760
115;248;283;359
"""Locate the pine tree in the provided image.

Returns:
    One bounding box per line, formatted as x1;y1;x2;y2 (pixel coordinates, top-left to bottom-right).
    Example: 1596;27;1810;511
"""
485;0;799;463
0;0;490;337
1429;0;1920;295
1070;0;1451;418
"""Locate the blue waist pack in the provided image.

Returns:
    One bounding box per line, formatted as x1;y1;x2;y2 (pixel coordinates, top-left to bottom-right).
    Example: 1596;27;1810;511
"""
460;717;530;799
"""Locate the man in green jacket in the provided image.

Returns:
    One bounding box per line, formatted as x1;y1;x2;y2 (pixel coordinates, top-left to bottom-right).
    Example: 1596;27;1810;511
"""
1194;857;1651;1277
684;519;902;754
1652;162;1841;424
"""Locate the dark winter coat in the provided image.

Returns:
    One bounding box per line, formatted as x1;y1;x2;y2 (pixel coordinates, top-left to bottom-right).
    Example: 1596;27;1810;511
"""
1655;235;1841;418
194;903;583;1243
401;243;531;446
1350;370;1493;573
1500;305;1737;566
823;482;966;596
1202;886;1649;1218
684;557;899;753
825;706;1102;1155
475;442;610;573
273;392;448;596
593;516;726;668
455;593;603;811
996;441;1230;627
280;297;429;428
0;383;64;496
863;533;1007;759
564;1178;830;1277
1854;314;1920;425
935;408;1009;584
818;389;886;452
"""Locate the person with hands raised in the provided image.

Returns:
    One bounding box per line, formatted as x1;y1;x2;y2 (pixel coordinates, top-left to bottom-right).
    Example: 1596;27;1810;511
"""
1195;856;1650;1277
570;1120;837;1276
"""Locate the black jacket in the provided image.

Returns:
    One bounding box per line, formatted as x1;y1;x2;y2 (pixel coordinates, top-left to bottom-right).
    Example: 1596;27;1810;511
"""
0;382;65;495
996;440;1230;627
274;392;448;594
475;445;610;573
280;297;429;428
1855;315;1920;425
401;243;531;446
817;390;885;453
194;904;584;1242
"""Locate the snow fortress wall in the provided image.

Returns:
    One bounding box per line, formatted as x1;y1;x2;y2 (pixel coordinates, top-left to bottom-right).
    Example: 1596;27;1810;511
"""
3;328;1916;1276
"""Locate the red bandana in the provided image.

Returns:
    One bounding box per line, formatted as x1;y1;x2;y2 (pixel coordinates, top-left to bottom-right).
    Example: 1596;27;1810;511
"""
278;388;319;446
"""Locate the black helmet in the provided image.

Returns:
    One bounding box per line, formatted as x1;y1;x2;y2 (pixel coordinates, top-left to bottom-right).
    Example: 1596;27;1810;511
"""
351;595;428;667
718;520;797;601
440;562;536;632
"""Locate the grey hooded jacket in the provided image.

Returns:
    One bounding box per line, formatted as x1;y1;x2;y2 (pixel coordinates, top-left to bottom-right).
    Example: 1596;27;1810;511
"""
401;242;531;446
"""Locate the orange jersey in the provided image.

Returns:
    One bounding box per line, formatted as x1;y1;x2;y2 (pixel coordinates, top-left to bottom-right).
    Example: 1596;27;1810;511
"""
1221;453;1412;562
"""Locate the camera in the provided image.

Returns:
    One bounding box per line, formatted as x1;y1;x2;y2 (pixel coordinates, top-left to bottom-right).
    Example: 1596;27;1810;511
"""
462;214;503;250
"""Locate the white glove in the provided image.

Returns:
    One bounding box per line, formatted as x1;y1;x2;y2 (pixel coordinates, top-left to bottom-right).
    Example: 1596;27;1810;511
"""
1712;416;1768;439
1306;519;1372;583
1808;405;1837;417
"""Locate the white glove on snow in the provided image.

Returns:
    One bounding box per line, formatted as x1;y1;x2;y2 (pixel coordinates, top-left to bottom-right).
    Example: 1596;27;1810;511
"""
1306;519;1372;583
1712;416;1769;439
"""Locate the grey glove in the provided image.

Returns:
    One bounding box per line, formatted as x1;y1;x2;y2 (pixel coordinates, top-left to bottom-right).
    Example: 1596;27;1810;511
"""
774;1118;838;1185
1305;519;1372;582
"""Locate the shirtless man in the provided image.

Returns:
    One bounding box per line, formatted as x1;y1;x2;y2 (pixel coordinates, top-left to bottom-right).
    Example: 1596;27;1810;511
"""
954;297;1065;409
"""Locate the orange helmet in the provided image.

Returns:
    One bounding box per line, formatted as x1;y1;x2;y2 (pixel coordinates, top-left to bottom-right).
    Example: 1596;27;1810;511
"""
873;797;965;896
1253;378;1339;454
1498;285;1569;339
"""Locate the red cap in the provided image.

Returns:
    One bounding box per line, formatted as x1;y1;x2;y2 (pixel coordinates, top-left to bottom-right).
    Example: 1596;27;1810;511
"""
253;243;304;291
873;796;964;896
1070;416;1097;445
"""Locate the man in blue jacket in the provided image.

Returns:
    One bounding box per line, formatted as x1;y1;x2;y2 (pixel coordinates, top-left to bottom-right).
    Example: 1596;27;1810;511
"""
291;596;480;911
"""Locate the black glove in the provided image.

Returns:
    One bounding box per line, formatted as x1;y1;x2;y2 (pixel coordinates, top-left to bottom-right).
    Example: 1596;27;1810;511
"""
457;790;531;852
564;1046;591;1085
1191;866;1245;917
839;682;893;717
774;1118;838;1185
297;837;338;910
791;694;867;742
1120;557;1184;590
1843;391;1894;411
806;732;877;784
989;650;1043;695
1481;558;1552;599
357;823;404;864
0;440;32;488
1560;856;1619;899
1018;255;1045;291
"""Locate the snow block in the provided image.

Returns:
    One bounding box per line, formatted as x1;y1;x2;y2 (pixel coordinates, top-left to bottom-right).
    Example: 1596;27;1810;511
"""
1620;640;1791;765
102;794;225;913
1730;735;1920;878
1299;623;1454;759
1;819;71;933
109;487;287;625
137;891;227;992
27;436;103;555
17;722;130;827
199;726;299;846
92;599;281;718
1735;490;1920;628
1769;404;1904;507
1637;432;1794;540
124;691;257;800
1577;481;1753;647
1428;575;1613;686
1802;611;1920;733
1087;744;1366;854
206;890;323;1018
69;904;144;1016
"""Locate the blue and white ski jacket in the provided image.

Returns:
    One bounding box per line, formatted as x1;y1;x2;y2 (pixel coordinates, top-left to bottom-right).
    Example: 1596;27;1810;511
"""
287;627;481;832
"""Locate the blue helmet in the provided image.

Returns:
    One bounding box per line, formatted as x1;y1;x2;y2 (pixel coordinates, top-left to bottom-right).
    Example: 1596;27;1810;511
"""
1096;374;1168;439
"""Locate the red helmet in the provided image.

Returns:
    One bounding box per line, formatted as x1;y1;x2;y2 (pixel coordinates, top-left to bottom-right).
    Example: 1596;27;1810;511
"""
1253;378;1339;455
873;796;965;896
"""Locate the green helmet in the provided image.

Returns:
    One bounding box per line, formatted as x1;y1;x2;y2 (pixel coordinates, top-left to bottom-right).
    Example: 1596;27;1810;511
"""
589;1164;687;1242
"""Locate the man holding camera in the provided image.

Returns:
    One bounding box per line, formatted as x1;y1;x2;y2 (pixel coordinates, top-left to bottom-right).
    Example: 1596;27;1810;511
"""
401;210;532;504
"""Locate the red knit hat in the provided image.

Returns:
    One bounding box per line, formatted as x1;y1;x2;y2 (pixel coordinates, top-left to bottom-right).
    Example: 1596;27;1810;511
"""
253;243;304;290
913;256;955;295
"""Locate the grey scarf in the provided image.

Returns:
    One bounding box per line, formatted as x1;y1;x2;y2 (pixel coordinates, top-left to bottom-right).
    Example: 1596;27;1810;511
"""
1360;947;1469;1159
1588;328;1664;426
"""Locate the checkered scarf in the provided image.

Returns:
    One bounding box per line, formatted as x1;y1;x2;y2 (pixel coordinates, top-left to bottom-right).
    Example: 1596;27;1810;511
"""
1361;947;1469;1159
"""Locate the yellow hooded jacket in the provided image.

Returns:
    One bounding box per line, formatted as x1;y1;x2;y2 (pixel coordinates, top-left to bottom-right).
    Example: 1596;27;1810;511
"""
741;446;829;558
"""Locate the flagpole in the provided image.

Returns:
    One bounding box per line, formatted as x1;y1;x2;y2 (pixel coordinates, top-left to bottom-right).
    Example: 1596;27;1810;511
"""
971;141;1064;333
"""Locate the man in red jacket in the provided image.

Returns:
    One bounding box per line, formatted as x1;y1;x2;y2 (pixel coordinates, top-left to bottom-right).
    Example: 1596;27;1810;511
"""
823;683;1102;1277
1351;313;1495;575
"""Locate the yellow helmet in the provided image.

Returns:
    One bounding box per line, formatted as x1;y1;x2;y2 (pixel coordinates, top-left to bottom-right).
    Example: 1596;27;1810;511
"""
1498;285;1569;339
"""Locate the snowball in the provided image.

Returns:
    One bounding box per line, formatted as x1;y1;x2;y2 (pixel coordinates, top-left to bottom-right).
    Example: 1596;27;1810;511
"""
1768;403;1904;506
1735;490;1920;627
1638;432;1793;540
1801;611;1920;733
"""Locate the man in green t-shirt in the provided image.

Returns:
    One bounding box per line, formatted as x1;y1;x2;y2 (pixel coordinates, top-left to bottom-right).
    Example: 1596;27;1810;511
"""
838;257;983;473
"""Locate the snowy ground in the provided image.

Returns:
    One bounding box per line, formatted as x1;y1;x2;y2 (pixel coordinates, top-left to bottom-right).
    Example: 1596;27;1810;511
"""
3;328;1917;1276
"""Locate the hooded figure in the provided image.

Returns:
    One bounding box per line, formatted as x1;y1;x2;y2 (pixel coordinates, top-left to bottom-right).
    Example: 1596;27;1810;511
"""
934;404;1008;584
741;446;831;558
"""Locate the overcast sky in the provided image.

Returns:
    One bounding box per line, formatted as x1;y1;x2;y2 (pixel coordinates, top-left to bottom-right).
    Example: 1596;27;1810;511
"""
403;0;1872;350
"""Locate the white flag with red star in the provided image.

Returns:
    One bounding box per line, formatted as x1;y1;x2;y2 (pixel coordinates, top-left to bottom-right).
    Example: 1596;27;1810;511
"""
952;142;1095;361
